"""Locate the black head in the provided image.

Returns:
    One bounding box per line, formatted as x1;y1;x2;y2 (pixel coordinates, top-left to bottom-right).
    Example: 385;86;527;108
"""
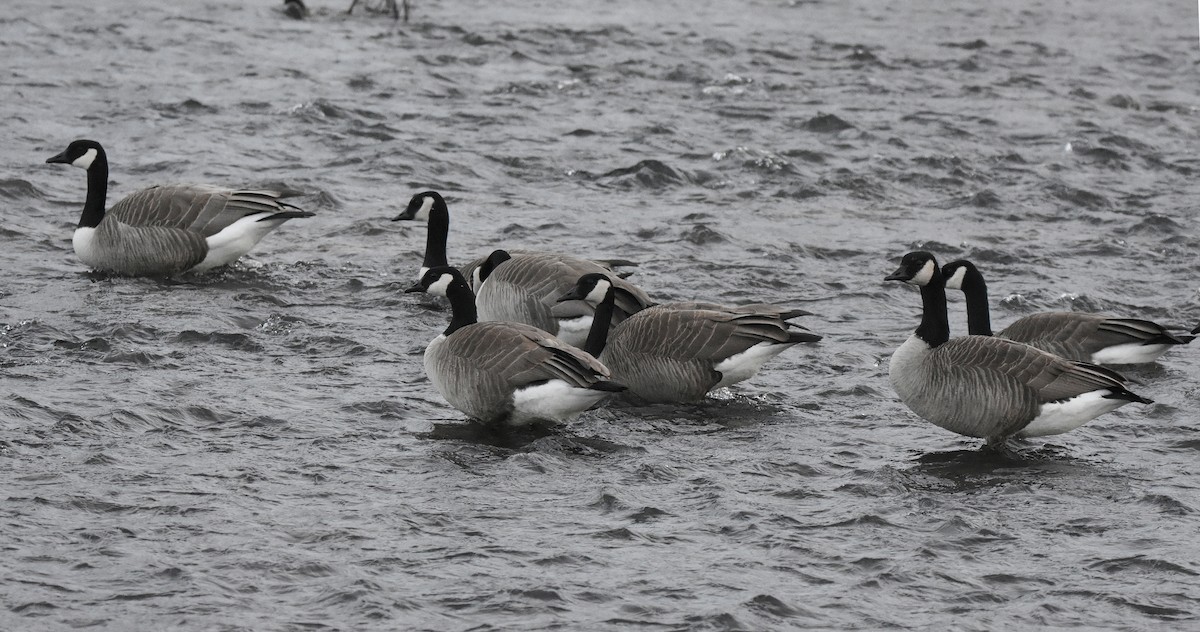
885;251;940;287
393;190;446;222
46;139;105;169
940;259;981;292
405;265;468;297
282;0;308;19
557;273;613;304
477;249;512;284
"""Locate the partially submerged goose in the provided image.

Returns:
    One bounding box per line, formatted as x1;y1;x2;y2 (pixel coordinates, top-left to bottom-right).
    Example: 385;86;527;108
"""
390;190;637;290
475;249;655;348
941;259;1194;364
46;139;313;276
558;273;821;403
887;251;1152;445
405;266;625;426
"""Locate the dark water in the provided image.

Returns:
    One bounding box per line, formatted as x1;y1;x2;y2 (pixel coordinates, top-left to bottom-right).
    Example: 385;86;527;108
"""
3;0;1200;629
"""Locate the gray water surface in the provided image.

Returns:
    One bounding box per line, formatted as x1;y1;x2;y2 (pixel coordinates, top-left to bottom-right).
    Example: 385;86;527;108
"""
3;1;1200;630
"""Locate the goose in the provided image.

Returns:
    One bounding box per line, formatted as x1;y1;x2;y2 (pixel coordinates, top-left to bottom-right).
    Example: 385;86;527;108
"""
282;0;308;19
474;249;655;348
557;273;822;403
886;251;1152;445
45;139;313;277
390;190;637;290
348;0;408;21
942;259;1194;364
405;266;625;426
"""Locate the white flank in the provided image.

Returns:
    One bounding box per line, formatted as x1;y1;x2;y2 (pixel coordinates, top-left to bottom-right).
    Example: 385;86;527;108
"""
510;380;608;425
72;148;98;170
555;315;594;348
196;212;285;271
1020;390;1128;437
1091;342;1171;365
944;266;967;290
713;341;791;389
72;226;101;267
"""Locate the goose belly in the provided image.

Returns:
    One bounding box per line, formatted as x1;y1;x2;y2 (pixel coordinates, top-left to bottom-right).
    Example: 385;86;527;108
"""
510;380;609;425
713;341;791;389
1090;342;1171;365
195;213;287;271
554;315;594;348
72;227;102;267
1019;390;1128;437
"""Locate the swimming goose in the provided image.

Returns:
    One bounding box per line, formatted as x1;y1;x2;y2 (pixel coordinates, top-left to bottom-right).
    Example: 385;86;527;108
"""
390;190;637;290
45;139;313;276
475;249;655;348
405;266;625;426
282;0;308;19
557;273;822;403
942;259;1194;364
887;251;1152;445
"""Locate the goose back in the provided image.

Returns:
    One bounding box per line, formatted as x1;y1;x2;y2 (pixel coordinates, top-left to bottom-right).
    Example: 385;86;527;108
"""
999;313;1192;364
476;252;654;347
602;307;781;402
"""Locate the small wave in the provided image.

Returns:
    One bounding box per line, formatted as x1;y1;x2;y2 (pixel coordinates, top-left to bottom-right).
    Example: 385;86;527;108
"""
0;178;45;201
153;98;218;117
801;112;855;133
597;159;690;189
172;330;264;352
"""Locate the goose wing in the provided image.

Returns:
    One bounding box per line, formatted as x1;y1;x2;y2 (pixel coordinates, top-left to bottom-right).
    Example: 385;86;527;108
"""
108;185;304;237
450;322;613;389
934;335;1128;404
613;307;791;363
1000;312;1193;360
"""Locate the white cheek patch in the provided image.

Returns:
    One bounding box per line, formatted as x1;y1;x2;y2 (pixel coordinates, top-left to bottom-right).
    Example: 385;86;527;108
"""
72;148;97;170
584;279;612;304
426;273;454;297
910;259;935;286
415;196;434;221
944;266;967;290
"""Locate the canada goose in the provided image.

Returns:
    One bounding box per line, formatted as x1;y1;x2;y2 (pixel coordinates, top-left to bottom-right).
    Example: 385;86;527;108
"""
887;251;1152;445
942;259;1194;364
405;266;625;426
557;273;821;403
475;249;655;348
282;0;308;19
390;190;638;290
45;139;313;277
348;0;409;21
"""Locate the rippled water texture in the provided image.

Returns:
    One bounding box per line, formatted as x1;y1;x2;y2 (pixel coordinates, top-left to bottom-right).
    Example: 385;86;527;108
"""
3;0;1200;629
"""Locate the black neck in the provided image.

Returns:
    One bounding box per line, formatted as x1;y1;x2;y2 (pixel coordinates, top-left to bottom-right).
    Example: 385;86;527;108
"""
961;268;993;336
443;279;478;336
79;150;109;229
422;206;449;269
915;271;950;348
583;287;616;357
